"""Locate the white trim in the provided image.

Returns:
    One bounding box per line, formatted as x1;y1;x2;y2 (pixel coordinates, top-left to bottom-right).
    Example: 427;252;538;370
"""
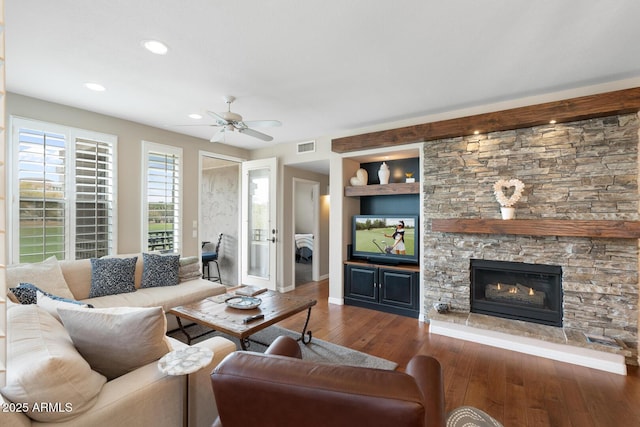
328;296;344;305
429;318;627;375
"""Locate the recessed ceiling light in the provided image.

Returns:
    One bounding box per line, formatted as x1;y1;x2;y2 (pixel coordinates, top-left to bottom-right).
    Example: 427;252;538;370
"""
549;119;557;124
142;39;169;55
473;130;480;135
84;82;106;92
188;113;203;120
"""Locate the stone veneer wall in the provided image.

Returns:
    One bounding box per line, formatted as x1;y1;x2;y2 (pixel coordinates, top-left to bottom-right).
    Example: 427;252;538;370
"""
201;164;240;284
423;113;640;349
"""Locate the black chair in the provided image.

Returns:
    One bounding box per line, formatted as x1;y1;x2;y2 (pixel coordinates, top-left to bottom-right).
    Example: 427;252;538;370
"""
202;233;223;283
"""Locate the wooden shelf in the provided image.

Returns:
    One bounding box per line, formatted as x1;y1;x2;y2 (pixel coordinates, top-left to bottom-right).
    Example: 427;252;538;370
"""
332;87;640;153
431;219;640;239
344;182;420;197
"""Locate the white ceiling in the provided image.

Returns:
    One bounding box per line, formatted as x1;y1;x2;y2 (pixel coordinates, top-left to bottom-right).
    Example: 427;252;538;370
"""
6;1;640;156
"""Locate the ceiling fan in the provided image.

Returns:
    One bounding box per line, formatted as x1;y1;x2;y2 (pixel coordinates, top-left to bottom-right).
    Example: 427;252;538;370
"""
204;96;281;143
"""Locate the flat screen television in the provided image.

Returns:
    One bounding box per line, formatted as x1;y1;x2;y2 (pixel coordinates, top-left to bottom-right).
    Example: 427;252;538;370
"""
351;215;419;265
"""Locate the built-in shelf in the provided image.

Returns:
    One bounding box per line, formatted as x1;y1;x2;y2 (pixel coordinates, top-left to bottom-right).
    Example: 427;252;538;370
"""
431;219;640;239
344;182;420;197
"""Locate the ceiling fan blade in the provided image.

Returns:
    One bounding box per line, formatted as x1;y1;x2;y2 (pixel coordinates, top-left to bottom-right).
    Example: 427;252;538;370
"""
242;119;282;128
206;110;229;125
210;127;226;143
239;127;273;142
173;123;218;127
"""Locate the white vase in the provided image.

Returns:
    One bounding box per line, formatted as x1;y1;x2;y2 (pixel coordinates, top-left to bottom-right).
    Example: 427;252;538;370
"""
378;162;390;185
500;206;515;220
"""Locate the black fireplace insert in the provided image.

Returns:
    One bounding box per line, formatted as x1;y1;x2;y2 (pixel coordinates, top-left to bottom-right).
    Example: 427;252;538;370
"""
470;259;563;327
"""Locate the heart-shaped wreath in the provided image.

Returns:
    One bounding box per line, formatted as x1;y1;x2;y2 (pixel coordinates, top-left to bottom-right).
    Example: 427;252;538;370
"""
493;179;524;207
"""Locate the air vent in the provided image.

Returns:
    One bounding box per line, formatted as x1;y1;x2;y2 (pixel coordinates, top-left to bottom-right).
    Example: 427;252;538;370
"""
297;140;316;154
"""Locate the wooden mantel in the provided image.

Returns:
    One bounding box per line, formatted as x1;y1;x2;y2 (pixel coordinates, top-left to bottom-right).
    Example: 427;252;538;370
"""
431;219;640;239
332;87;640;153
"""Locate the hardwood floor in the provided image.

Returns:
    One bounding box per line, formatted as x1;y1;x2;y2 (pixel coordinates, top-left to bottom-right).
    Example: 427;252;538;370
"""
278;279;640;427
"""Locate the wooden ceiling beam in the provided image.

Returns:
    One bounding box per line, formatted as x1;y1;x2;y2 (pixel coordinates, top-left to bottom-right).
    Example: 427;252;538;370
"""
331;87;640;154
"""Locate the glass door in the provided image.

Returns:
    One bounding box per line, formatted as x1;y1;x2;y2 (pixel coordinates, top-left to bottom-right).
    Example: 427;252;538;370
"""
241;158;277;289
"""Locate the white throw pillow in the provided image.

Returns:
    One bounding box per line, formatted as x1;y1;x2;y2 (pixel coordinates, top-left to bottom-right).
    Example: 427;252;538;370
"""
6;256;76;301
0;305;106;422
57;306;172;380
36;290;91;321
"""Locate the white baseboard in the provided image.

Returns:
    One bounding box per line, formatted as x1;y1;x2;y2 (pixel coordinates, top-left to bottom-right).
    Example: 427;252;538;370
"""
328;297;343;306
430;318;627;375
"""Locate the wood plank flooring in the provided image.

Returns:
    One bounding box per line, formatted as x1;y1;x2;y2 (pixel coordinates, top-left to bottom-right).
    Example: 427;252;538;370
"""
277;279;640;427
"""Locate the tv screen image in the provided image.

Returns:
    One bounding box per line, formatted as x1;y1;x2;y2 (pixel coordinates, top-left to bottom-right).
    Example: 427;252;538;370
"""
352;215;418;264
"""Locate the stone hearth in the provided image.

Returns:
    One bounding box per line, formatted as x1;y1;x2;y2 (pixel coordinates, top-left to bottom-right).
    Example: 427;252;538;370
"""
423;113;640;371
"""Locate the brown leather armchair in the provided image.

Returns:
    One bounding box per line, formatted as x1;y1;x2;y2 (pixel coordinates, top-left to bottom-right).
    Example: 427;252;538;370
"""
210;336;446;427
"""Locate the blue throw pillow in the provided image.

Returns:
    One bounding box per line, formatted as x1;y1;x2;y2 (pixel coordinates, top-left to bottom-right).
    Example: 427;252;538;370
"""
9;283;43;304
89;257;138;298
141;253;180;288
10;282;93;307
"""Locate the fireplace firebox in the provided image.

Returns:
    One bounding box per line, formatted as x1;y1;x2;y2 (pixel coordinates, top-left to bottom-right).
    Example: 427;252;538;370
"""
470;259;563;327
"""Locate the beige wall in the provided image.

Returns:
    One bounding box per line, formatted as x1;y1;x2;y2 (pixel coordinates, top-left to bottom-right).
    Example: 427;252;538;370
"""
7;93;249;258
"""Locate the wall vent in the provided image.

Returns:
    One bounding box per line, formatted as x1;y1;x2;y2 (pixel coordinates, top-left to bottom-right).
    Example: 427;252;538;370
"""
297;140;316;154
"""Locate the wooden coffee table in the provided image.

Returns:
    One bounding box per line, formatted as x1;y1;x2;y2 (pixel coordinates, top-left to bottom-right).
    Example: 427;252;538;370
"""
169;290;317;350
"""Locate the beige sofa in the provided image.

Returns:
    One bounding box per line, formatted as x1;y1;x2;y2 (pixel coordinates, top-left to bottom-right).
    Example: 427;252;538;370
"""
0;255;237;427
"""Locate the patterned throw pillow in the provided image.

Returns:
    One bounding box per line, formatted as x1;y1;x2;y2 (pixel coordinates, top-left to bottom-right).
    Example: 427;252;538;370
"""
9;282;93;307
141;253;180;288
9;283;43;304
89;256;138;298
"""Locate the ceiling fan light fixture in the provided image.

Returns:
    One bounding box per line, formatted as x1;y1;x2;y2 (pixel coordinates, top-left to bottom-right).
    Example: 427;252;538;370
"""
142;39;169;55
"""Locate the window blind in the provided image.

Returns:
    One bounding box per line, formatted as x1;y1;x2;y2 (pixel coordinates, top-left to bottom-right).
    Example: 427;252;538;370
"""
75;138;114;259
145;147;181;253
17;127;67;262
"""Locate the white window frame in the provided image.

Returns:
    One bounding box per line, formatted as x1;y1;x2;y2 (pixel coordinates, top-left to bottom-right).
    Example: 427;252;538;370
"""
8;116;118;264
141;141;183;253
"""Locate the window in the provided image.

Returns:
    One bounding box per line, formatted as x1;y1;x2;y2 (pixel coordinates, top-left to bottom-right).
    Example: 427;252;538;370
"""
142;141;182;253
75;138;115;259
10;117;116;263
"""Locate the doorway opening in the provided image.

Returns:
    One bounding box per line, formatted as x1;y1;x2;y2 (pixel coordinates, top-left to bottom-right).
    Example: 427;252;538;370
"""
293;178;320;285
199;153;242;286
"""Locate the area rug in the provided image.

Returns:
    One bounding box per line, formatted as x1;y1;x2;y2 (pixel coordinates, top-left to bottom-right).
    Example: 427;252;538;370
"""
168;324;397;370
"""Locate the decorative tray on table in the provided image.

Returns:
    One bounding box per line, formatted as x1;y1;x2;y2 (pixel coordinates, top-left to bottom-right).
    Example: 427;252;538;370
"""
225;296;262;310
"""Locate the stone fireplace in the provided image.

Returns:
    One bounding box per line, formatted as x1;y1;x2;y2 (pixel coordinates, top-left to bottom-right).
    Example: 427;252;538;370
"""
470;259;563;327
423;113;640;371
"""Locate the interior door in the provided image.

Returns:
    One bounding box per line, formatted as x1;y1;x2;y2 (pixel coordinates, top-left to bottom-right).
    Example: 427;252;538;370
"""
241;157;278;289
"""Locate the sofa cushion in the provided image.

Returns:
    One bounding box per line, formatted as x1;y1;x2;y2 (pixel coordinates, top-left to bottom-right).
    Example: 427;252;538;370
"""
36;290;92;321
0;305;107;422
82;278;226;311
57;305;172;380
89;256;138;298
6;255;76;301
141;253;180;288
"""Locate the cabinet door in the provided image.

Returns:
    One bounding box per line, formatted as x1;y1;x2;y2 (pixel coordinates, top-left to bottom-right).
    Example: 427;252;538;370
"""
379;268;418;310
345;265;378;303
